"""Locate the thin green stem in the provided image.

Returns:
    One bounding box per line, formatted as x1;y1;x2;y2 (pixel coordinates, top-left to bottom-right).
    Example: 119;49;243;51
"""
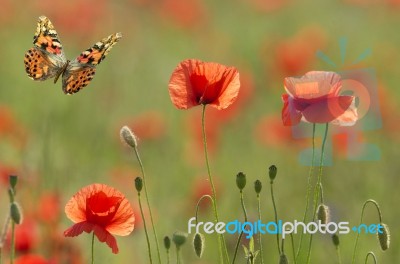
352;200;383;264
256;194;264;264
138;192;153;264
91;232;95;264
0;215;10;264
336;244;342;264
133;146;161;263
166;250;170;264
176;246;181;264
232;190;248;264
201;104;228;263
290;233;297;264
306;123;329;264
296;123;315;261
270;181;281;255
195;195;213;225
364;252;377;264
10;220;15;264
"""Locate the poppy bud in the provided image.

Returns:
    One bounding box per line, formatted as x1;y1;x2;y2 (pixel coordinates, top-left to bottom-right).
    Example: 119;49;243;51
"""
317;204;330;225
164;236;171;250
9;175;18;190
279;254;288;264
269;165;277;182
332;234;340;247
193;233;205;258
134;177;143;193
254;180;262;194
172;231;188;248
236;172;246;191
10;202;22;225
378;223;390;251
120;126;138;148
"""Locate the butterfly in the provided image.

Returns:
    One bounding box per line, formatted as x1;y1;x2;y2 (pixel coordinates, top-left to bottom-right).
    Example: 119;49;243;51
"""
24;16;122;94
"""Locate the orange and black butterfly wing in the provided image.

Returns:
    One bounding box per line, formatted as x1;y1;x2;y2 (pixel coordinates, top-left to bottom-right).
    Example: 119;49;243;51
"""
62;32;122;94
24;16;66;81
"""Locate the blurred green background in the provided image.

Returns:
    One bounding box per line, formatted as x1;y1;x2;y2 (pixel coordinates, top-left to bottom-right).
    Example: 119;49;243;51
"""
0;0;399;263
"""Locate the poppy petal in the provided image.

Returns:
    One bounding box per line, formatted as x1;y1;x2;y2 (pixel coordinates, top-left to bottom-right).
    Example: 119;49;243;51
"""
301;95;354;123
281;94;302;126
330;96;358;126
64;221;94;237
107;198;135;236
93;225;119;254
284;71;342;99
168;59;201;109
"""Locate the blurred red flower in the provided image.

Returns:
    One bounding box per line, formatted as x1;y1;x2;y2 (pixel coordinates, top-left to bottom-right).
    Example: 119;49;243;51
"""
255;115;294;147
169;59;240;110
0;164;17;186
191;177;221;211
124;111;166;141
6;218;39;253
64;183;135;254
15;254;48;264
282;71;358;126
37;192;61;224
160;0;206;28
264;27;326;79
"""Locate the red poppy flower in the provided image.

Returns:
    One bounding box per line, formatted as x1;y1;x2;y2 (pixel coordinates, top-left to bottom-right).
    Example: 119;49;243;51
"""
15;254;48;264
64;184;135;254
168;59;240;110
37;192;61;224
282;71;358;126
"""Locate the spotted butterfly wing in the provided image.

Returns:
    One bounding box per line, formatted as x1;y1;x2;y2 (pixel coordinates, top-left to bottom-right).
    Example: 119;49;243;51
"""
24;16;122;95
62;32;122;94
24;16;67;81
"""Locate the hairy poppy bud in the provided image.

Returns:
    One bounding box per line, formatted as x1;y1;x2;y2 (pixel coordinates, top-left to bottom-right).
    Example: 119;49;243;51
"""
120;126;138;148
378;223;390;251
332;234;340;247
236;172;246;190
134;177;143;193
173;231;187;248
254;180;262;194
269;165;277;181
10;202;23;225
317;204;330;225
164;236;171;250
193;233;205;258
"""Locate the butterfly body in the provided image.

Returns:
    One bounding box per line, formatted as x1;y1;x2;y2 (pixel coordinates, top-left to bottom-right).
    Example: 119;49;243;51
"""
24;16;122;94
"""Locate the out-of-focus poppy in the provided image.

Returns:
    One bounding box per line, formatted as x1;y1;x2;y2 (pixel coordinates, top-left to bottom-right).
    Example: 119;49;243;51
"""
14;254;48;264
37;192;61;224
160;0;206;28
282;71;358;126
169;59;240;110
64;183;135;254
255;115;294;147
6;218;39;253
123;111;166;141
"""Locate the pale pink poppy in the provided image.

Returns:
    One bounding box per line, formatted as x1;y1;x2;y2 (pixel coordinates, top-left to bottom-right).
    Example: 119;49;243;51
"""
282;71;358;126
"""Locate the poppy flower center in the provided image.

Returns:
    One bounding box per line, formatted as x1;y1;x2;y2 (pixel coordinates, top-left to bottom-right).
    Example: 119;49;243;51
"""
190;66;225;105
86;191;122;226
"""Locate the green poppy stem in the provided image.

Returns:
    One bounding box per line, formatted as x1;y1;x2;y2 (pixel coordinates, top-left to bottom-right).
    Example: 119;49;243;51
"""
133;146;161;263
91;232;95;264
201;104;229;263
296;123;315;261
306;123;329;264
351;200;382;264
232;189;248;264
138;191;153;264
257;194;264;264
270;180;281;255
